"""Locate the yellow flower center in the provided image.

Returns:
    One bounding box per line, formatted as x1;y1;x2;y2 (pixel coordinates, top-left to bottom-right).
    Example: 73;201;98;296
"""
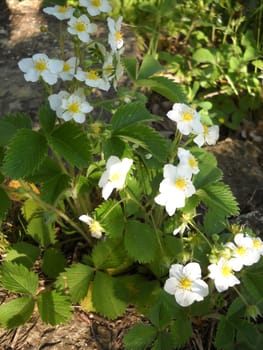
182;111;193;121
86;70;99;80
189;157;198;168
236;246;246;256
75;21;86;32
221;264;232;277
104;64;114;75
110;172;121;182
203;124;209;136
68;102;80;113
63;62;71;72
35;59;47;72
175;178;186;190
91;0;101;6
253;239;261;248
114;31;123;42
89;220;102;234
58;6;67;13
180;277;192;290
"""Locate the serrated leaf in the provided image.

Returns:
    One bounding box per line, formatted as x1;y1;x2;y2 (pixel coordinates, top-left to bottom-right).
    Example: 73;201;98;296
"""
122;57;138;80
92;239;131;271
123;324;157;350
40;173;70;204
170;318;193;347
137;54;163;79
0;113;31;147
27;212;57;247
242;267;263;301
48;122;91;168
0;296;35;329
198;182;239;217
124;220;158;263
152;332;175;350
137;75;187;103
92;272;128;319
192;148;222;188
5;242;40;269
102;137;127;159
114;124;169;163
42;248;67;279
0;262;38;295
0;187;11;221
192;48;216;65
94;199;124;239
3;129;48;179
111;102;158;130
56;263;94;303
37;290;72;325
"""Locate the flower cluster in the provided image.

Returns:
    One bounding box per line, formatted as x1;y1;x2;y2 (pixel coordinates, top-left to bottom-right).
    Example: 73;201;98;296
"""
165;232;263;307
18;1;124;123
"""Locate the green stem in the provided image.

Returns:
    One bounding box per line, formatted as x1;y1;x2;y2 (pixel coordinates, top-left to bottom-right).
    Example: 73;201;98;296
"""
233;286;249;307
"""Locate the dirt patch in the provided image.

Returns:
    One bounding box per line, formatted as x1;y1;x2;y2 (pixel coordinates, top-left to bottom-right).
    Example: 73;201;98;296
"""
0;1;263;349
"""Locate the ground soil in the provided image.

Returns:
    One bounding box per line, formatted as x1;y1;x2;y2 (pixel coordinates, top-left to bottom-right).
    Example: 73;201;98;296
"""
0;1;263;349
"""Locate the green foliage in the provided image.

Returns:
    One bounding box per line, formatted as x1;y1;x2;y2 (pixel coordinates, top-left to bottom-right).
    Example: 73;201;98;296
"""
3;129;48;179
42;248;67;278
0;262;38;295
0;113;31;147
37;291;72;325
0;296;35;329
123;324;157;350
0;187;11;222
5;242;40;268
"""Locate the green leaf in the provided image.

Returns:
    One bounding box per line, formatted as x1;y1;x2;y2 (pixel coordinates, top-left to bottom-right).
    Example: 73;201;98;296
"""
102;137;127;159
152;332;175;350
123;324;157;350
37;290;72;325
5;242;40;269
42;248;67;279
92;271;128;319
0;262;38;295
215;316;235;349
137;54;163;79
198;182;239;217
137;76;187;103
94;199;124;239
48;122;91;168
0;296;35;329
0;187;11;221
242;266;263;301
192;148;222;188
122;57;138;80
56;263;94;303
170;318;193;347
111;102;158;130
192;48;216;65
3;129;48;179
38;102;56;134
114;124;169;163
0;113;31;147
124;220;158;263
92;239;131;271
41;173;70;204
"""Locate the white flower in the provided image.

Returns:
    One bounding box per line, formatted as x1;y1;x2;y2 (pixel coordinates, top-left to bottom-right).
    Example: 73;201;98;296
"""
75;67;110;91
48;88;93;123
154;164;196;216
107;17;124;51
43;5;74;20
164;263;209;307
98;156;133;200
67;15;97;43
193;124;219;147
178;148;199;175
79;214;104;239
251;236;263;260
226;233;260;271
208;257;240;292
58;57;78;81
18;53;63;85
79;0;112;16
167;103;203;136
